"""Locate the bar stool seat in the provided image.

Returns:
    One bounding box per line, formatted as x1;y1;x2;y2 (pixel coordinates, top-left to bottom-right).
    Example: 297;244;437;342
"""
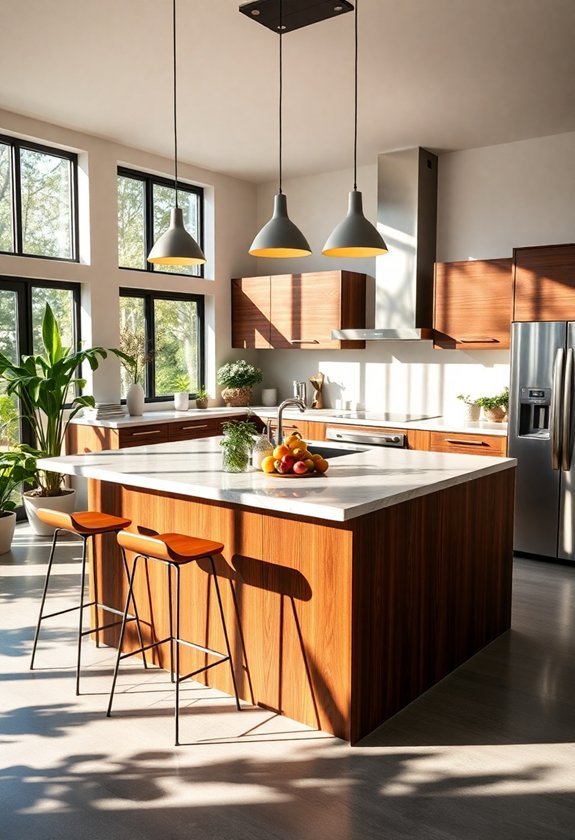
107;529;241;745
30;509;146;695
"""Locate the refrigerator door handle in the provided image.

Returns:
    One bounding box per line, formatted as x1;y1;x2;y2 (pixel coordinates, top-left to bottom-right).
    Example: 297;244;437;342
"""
562;348;574;471
552;347;564;470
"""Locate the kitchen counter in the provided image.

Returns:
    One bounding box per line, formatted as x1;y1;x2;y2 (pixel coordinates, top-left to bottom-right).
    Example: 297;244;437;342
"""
41;437;514;742
40;437;514;522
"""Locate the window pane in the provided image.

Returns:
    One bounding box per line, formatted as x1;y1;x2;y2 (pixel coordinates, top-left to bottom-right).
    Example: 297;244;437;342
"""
0;143;14;253
152;184;200;276
154;298;200;396
20;148;73;259
119;296;147;398
0;289;20;448
118;175;146;269
31;286;75;354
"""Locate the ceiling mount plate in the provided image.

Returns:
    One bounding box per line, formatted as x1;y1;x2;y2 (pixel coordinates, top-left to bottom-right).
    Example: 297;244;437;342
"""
239;0;354;34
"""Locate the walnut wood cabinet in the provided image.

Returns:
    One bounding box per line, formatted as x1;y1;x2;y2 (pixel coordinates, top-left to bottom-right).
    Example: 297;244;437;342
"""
232;271;367;350
428;431;507;457
513;243;575;322
433;258;513;350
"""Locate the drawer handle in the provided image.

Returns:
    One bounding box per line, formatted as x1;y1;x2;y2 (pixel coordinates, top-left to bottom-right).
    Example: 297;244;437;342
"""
131;429;163;437
181;424;208;430
455;337;498;343
445;438;487;446
290;339;319;344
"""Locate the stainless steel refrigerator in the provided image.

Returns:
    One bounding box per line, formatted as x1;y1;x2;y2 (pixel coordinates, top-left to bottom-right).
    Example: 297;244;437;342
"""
509;320;575;563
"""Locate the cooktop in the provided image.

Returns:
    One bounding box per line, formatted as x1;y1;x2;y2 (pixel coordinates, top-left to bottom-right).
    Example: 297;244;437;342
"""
329;411;440;423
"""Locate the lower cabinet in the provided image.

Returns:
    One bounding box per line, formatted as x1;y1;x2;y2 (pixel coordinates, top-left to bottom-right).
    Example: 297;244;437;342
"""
428;431;507;457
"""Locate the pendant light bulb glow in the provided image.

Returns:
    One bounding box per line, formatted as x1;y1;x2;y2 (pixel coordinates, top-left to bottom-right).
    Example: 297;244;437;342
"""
323;0;387;258
249;1;311;259
147;0;205;267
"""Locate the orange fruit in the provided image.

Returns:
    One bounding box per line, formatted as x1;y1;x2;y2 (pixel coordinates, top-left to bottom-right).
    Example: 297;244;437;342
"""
304;459;315;471
292;447;308;460
314;458;329;474
311;452;323;462
273;444;291;459
284;434;302;448
261;455;277;474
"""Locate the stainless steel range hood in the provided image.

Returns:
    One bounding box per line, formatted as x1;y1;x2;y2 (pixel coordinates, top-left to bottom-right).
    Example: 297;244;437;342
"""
332;147;437;341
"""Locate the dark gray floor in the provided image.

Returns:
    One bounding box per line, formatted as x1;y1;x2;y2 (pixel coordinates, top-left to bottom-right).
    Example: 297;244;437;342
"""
1;524;574;839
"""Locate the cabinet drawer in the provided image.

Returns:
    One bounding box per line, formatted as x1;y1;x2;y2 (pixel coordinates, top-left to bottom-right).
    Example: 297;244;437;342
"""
119;424;168;448
429;432;507;457
268;419;309;441
167;418;222;441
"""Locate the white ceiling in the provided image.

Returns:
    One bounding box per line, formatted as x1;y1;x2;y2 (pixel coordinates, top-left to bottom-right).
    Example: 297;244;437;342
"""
1;0;574;183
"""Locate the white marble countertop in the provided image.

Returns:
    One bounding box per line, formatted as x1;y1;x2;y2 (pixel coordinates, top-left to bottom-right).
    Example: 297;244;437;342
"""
71;406;508;437
40;437;515;523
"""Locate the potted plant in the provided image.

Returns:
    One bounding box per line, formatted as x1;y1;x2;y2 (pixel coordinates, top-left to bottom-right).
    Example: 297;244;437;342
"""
195;386;209;410
117;329;152;416
476;386;509;422
220;417;258;472
457;394;481;423
0;448;37;553
0;304;109;534
172;374;190;412
217;360;263;407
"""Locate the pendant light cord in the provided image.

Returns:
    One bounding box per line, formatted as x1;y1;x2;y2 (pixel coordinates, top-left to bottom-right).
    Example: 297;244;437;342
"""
278;0;283;194
172;0;179;207
353;0;358;191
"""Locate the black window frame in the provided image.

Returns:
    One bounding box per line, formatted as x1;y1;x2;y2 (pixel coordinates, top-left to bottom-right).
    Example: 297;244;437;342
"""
119;287;205;403
0;133;79;263
117;166;205;278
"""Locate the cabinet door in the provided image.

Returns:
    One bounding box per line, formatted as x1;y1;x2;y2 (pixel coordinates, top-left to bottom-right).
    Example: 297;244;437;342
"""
433;259;512;349
429;431;507;457
167;418;222;441
514;244;575;322
267;418;309;442
231;276;271;349
270;272;366;349
118;424;168;448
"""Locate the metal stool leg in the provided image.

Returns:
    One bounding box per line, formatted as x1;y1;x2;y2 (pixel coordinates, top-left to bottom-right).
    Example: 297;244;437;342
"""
174;564;181;746
30;527;61;670
107;555;140;717
91;534;101;648
120;546;148;669
76;536;89;696
210;556;241;711
167;564;175;683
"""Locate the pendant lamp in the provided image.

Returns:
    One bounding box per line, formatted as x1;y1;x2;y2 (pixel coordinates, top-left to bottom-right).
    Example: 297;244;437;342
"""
148;0;205;267
323;0;387;258
249;0;311;258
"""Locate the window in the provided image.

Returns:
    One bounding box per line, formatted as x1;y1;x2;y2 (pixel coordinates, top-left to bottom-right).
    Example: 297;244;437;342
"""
0;278;80;449
119;289;204;401
0;135;78;261
117;167;203;277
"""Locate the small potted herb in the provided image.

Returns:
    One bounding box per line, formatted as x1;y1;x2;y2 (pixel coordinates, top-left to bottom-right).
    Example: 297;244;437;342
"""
476;386;509;422
220;417;257;472
195;386;209;410
457;394;481;423
172;374;191;412
217;360;263;407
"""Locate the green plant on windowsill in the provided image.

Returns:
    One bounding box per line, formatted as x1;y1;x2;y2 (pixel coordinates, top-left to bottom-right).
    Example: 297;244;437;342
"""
172;374;191;394
456;394;480;407
220;417;258;472
195;386;209;409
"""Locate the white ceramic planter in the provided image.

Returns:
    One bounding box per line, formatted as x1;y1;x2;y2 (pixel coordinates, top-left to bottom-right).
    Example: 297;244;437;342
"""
174;391;189;412
23;489;76;536
0;511;16;554
126;382;145;416
463;403;481;423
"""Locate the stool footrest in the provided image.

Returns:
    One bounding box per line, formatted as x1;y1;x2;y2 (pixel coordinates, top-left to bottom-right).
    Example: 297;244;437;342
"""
117;636;173;661
175;638;229;659
81;615;139;638
179;656;230;684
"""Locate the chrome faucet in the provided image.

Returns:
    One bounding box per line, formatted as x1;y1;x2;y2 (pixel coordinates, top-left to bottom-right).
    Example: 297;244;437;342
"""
276;398;305;446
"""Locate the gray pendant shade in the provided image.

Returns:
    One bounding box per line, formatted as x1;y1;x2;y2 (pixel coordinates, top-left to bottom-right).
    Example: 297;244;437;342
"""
147;207;206;265
322;190;387;258
249;193;311;258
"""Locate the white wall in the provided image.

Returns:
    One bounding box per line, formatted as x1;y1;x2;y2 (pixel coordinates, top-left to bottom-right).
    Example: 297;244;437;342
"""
254;132;575;419
0;108;258;403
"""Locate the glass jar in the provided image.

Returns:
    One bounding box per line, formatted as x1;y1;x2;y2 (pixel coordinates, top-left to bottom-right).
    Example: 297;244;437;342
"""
222;444;250;473
251;432;274;470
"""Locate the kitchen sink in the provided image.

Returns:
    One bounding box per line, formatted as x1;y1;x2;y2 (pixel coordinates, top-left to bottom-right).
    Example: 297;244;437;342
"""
307;444;363;459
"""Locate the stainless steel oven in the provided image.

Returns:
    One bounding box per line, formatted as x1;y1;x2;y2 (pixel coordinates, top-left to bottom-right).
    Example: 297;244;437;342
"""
325;427;406;448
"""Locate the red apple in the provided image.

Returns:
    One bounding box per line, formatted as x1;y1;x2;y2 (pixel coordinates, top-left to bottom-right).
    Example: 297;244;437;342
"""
293;460;309;475
277;455;295;474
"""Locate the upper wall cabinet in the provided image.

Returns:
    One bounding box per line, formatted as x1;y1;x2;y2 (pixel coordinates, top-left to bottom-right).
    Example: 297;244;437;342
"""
433;258;513;350
513;244;575;322
232;271;367;350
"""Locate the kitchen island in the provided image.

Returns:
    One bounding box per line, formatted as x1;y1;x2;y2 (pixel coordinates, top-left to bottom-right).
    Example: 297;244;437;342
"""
39;440;516;743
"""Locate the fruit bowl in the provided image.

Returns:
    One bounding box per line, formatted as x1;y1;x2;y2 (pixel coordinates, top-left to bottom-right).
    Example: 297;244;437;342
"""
260;433;329;478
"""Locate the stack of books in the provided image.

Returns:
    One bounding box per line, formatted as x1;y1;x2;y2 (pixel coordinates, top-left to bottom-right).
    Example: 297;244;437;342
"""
82;403;127;421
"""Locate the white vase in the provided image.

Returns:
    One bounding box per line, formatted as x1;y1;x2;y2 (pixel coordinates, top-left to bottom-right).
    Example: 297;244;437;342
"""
23;489;76;536
262;388;278;407
127;382;145;416
0;511;16;554
463;403;481;423
174;392;189;412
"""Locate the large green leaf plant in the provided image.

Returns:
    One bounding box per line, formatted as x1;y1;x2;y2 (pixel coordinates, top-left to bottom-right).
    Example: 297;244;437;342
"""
0;304;109;496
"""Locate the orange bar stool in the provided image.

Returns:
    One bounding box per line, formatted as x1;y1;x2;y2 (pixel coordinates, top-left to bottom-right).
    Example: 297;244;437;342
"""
30;510;147;695
107;529;241;745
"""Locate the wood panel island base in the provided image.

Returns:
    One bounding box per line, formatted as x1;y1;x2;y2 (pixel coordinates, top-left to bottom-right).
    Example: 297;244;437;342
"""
41;440;515;744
